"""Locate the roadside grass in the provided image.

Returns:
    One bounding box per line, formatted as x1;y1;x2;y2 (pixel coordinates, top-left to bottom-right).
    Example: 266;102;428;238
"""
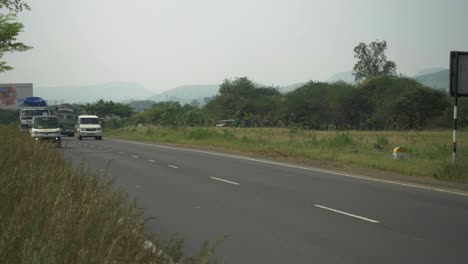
0;125;216;264
106;126;468;181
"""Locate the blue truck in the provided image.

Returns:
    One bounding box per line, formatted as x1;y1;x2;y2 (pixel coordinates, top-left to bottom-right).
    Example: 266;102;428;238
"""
19;97;49;130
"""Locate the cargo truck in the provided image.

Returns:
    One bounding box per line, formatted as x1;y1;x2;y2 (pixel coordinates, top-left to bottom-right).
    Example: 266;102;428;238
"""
19;97;48;130
51;104;76;137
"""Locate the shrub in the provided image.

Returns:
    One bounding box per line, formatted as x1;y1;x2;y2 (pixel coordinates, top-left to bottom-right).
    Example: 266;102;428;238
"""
326;133;354;148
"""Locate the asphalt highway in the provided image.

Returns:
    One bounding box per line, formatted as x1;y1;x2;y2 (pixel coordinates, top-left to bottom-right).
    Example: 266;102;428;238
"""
62;137;468;264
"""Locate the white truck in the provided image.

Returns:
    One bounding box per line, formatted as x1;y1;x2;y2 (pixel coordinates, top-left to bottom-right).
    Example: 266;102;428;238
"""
76;115;102;140
31;115;61;148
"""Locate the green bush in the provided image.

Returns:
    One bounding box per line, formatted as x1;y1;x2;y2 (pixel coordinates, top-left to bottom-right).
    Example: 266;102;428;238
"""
326;133;354;148
187;128;236;141
435;159;468;180
375;135;389;147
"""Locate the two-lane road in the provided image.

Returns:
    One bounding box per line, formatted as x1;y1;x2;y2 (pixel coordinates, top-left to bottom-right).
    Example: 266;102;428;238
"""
62;137;468;263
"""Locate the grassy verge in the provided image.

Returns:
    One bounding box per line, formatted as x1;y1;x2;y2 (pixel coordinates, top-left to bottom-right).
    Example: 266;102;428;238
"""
0;126;215;263
106;126;468;181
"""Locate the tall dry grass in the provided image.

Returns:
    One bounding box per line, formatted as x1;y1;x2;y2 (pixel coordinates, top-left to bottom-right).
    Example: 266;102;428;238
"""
0;126;215;264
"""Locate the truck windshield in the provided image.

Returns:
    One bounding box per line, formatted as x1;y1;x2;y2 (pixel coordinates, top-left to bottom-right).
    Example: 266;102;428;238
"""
65;114;75;121
33;117;59;129
80;118;99;124
58;114;75;121
22;110;48;118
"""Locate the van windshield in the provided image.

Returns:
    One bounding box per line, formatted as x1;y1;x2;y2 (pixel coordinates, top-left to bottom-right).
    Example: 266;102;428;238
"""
33;117;59;129
80;118;99;124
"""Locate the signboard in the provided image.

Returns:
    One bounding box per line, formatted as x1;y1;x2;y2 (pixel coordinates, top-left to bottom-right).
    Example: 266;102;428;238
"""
450;51;468;97
0;83;33;110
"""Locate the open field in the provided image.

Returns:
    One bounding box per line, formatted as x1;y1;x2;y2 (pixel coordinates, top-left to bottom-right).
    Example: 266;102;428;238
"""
107;126;468;181
0;126;213;263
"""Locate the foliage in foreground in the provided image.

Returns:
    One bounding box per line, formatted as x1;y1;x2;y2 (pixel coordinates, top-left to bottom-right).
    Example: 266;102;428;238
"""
0;126;216;263
0;0;32;73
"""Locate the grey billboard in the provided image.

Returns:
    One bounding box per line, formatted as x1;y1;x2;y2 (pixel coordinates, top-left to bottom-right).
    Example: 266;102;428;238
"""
0;83;33;110
450;51;468;97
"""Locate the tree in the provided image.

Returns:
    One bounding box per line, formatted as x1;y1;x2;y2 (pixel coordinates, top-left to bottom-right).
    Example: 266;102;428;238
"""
0;0;31;73
82;100;133;118
352;40;396;82
190;99;200;107
0;0;30;12
205;77;283;126
283;81;333;129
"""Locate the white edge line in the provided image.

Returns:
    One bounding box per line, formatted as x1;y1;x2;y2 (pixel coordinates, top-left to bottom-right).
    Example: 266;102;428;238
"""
108;139;468;197
168;165;179;169
210;177;240;185
315;205;380;224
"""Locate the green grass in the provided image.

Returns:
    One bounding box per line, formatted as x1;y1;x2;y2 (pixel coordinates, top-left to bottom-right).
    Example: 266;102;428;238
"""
107;126;468;181
0;125;216;263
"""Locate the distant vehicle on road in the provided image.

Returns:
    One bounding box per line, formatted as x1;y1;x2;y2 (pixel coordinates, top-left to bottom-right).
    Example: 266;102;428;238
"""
215;119;237;127
31;115;61;148
51;104;76;137
20;97;48;130
76;115;102;140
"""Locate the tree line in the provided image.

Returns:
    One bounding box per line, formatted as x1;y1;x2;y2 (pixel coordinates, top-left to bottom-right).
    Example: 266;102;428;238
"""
122;76;463;130
75;75;465;131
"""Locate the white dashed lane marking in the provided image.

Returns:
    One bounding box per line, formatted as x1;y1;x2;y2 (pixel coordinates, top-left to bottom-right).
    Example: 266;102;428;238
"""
210;177;240;186
314;205;380;224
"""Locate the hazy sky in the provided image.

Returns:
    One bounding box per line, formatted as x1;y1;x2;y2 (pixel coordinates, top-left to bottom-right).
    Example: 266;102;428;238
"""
2;0;468;93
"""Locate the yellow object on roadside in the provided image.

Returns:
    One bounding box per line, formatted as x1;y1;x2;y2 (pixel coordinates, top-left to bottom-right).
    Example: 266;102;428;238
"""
393;147;409;160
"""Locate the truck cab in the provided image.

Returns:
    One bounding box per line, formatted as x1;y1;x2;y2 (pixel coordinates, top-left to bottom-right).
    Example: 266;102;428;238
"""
76;115;102;140
31;115;61;148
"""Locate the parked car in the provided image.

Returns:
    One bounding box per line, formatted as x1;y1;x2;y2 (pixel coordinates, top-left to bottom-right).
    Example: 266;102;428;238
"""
215;119;237;127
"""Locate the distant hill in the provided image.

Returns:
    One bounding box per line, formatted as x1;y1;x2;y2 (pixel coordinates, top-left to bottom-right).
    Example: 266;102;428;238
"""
148;84;220;105
414;68;446;77
279;83;306;93
327;72;355;84
415;69;449;92
36;82;154;104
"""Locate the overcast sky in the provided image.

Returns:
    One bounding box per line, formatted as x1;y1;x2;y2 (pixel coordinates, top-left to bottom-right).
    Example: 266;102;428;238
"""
2;0;468;93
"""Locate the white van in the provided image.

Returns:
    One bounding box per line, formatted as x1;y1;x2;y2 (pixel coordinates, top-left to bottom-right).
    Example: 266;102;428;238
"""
76;115;102;140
